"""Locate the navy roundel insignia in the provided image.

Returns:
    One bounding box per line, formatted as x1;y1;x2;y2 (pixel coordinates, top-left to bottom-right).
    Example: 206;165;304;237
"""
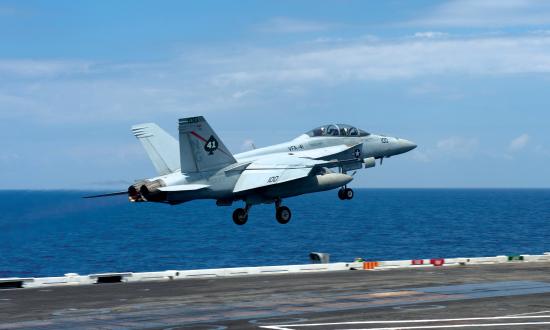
353;148;361;159
204;135;219;155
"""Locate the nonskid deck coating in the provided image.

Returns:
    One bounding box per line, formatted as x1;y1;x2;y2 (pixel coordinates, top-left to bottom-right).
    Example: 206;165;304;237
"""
0;262;549;329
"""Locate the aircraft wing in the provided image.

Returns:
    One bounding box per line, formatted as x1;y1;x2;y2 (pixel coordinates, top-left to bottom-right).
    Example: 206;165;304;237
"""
233;155;327;193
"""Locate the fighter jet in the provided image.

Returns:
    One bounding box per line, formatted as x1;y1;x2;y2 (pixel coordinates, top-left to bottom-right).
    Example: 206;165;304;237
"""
86;116;416;225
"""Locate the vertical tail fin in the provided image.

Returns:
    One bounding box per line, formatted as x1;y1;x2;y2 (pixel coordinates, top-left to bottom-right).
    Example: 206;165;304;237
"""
178;116;236;172
132;123;180;175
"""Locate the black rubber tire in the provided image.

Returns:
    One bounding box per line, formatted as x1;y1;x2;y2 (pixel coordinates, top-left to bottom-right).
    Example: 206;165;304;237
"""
276;206;292;224
338;188;346;200
232;208;248;225
344;188;354;200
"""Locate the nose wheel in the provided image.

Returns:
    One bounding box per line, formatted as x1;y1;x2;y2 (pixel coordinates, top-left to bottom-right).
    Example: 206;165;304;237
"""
338;187;354;200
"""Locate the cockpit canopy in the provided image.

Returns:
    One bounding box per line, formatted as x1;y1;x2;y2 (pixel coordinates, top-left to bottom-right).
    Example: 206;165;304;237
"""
305;124;370;137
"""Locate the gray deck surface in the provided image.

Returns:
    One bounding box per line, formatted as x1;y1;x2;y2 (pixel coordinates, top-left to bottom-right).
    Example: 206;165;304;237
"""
1;262;549;329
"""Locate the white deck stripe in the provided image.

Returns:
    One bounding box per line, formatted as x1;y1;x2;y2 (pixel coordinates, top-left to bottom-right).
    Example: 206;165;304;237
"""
346;322;550;330
505;310;550;316
260;315;550;330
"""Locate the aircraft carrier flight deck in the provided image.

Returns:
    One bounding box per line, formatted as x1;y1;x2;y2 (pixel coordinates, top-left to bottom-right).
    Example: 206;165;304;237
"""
1;257;550;329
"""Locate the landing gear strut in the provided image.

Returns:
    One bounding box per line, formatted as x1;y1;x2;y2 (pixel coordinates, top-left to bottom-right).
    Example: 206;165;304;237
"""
232;204;251;225
275;198;292;224
338;187;354;200
232;200;292;225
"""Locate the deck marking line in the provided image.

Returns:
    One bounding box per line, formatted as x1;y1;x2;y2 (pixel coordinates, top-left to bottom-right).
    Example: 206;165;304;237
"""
505;310;550;316
345;322;550;330
259;314;550;329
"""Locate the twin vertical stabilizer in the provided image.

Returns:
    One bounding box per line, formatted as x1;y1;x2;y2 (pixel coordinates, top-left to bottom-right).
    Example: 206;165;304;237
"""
132;123;180;175
132;117;236;175
178;116;236;172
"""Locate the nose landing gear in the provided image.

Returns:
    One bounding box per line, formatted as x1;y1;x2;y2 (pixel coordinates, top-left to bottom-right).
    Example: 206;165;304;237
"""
338;187;354;200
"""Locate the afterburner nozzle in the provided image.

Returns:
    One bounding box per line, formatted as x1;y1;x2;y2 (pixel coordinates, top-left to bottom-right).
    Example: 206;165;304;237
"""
128;179;166;202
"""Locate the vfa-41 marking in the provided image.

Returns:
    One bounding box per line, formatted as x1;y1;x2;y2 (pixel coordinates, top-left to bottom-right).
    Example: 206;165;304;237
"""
204;135;219;155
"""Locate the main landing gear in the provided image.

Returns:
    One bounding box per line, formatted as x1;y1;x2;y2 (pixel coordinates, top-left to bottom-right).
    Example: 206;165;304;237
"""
231;199;292;225
338;187;354;200
232;204;250;225
275;199;291;224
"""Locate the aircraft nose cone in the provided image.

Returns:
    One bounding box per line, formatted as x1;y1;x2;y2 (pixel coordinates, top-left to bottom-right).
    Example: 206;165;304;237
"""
401;139;417;152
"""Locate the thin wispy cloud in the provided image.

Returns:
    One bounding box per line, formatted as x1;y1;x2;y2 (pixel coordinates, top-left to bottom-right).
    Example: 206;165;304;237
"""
0;59;92;78
241;139;256;151
413;31;449;39
410;0;550;28
436;136;479;157
0;5;17;16
4;33;550;123
258;17;335;33
509;133;530;151
210;35;550;86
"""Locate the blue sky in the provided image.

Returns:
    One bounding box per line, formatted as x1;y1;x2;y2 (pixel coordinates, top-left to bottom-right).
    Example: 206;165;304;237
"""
2;0;550;189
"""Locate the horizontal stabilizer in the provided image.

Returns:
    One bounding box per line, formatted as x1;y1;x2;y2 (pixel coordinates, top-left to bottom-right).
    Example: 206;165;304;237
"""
158;184;210;192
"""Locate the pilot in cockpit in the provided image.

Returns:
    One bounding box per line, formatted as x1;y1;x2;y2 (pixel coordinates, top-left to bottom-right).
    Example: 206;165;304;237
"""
327;125;339;136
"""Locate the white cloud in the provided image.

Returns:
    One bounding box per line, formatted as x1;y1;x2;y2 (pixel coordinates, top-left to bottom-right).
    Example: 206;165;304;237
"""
437;136;479;156
410;150;432;162
534;145;550;156
4;33;550;123
413;31;449;39
0;59;92;77
0;152;19;163
210;35;550;86
241;139;256;151
408;82;441;96
231;89;254;99
530;30;550;36
411;0;550;27
0;6;17;16
509;133;530;151
258;17;334;33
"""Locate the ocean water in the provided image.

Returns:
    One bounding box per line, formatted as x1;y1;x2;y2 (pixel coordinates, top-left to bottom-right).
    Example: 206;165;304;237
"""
0;189;549;278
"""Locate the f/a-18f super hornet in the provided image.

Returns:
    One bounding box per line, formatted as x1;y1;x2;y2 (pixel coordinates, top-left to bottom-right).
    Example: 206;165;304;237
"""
87;116;416;225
